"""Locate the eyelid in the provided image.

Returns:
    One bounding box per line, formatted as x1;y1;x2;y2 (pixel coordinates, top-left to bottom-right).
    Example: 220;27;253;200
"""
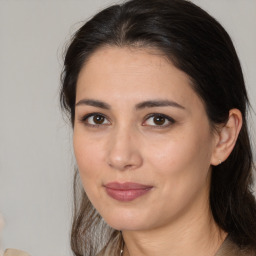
78;112;175;128
79;112;111;126
142;113;176;127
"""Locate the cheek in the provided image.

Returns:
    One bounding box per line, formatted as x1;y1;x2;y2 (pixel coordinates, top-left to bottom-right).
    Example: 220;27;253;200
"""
73;132;105;186
146;126;213;190
73;133;107;211
143;132;213;220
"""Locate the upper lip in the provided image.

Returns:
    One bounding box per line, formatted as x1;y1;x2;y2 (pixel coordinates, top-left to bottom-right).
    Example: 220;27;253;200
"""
104;182;153;190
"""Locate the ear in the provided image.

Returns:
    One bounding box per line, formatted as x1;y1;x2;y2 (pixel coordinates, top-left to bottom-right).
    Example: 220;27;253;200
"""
211;109;243;166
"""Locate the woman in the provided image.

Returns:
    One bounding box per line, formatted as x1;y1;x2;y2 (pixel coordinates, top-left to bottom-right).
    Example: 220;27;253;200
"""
60;0;256;255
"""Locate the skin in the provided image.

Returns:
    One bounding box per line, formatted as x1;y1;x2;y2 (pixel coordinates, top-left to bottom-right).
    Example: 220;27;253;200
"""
73;46;242;256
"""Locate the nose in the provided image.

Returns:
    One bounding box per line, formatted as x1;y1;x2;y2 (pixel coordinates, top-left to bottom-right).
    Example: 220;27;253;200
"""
106;126;143;171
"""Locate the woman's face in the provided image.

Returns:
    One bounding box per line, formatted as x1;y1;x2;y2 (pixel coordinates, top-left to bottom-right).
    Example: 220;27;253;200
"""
73;47;217;231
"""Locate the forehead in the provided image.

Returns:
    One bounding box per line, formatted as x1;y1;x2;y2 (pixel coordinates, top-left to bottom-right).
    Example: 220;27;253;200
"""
76;46;201;109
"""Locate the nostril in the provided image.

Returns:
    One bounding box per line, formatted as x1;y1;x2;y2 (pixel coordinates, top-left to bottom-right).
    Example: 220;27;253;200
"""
107;156;143;171
106;136;143;171
124;164;134;169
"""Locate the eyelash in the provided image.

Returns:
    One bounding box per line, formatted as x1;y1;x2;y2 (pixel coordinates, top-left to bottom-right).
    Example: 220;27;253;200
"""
143;113;175;128
79;112;175;128
80;112;110;127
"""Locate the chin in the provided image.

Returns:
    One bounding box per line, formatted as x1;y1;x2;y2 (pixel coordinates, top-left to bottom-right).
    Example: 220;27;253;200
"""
100;208;153;231
105;219;145;231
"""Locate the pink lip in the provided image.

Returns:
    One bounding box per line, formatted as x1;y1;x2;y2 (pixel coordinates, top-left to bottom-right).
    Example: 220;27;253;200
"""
104;182;153;202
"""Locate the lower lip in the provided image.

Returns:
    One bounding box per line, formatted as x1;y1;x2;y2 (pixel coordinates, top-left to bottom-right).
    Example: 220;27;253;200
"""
105;187;152;202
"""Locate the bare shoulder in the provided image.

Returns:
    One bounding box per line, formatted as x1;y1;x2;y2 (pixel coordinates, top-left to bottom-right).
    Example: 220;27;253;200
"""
4;249;30;256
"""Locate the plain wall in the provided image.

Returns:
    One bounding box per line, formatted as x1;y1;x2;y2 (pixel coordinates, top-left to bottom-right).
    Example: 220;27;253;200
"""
0;1;255;256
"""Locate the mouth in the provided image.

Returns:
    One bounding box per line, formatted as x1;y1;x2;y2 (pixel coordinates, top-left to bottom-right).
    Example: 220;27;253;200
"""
103;182;153;202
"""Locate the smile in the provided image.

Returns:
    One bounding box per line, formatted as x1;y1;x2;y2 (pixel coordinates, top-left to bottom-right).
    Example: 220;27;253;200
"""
104;182;153;202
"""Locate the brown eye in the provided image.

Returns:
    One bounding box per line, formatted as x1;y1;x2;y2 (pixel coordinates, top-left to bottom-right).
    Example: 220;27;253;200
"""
143;114;175;127
93;115;105;124
153;116;166;125
82;113;110;126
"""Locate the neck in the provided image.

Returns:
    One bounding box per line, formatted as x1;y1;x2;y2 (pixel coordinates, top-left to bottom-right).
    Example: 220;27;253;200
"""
122;205;227;256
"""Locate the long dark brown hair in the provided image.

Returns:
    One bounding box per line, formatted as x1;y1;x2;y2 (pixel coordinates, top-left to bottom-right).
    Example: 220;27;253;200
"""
60;0;256;255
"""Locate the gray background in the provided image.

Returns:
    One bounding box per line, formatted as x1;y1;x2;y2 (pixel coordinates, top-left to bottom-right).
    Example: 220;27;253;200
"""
0;1;255;256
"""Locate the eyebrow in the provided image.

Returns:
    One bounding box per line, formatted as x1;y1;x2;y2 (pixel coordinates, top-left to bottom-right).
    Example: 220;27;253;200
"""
135;100;185;110
75;99;185;110
76;99;111;109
